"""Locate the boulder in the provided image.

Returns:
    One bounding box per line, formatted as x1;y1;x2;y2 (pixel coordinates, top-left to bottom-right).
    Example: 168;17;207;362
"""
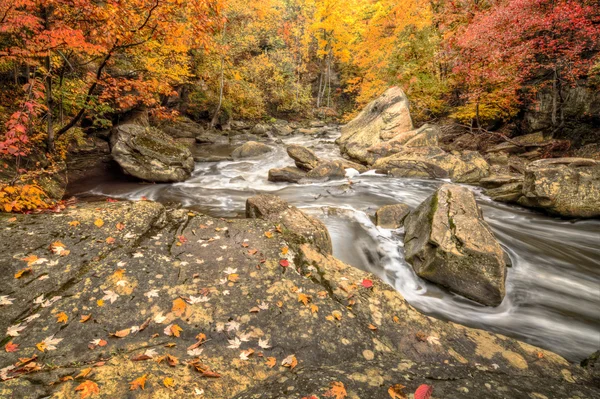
287;145;320;171
297;127;325;135
268;166;307;183
365;124;442;164
373;147;490;183
271;121;294;136
251;123;270;136
375;203;411;229
306;160;346;181
231;141;273;159
518;158;600;217
246;194;332;254
337;87;413;163
110;124;194;182
160;117;204;139
195;130;228;144
404;184;507;306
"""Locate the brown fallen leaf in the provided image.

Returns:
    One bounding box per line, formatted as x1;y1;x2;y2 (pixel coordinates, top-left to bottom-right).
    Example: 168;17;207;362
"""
129;374;147;390
111;328;130;338
75;380;100;398
116;222;125;231
79;314;92;323
388;384;407;399
167;354;179;366
248;249;258;255
105;237;115;244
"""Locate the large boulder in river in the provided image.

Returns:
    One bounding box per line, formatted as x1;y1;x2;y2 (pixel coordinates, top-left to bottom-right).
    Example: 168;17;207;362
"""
365;124;442;164
110;124;194;182
404;184;507;306
268;166;307;183
337;87;413;163
305;160;346;181
518;158;600;217
375;203;410;229
246;194;332;254
287;145;320;171
231;141;273;159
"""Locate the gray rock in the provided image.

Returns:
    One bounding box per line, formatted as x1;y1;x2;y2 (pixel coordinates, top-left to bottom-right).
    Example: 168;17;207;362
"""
287;145;320;171
268;166;307;183
306;161;346;181
375;204;411;229
160;117;203;139
111;124;194;182
251;123;270;136
231;141;273;159
404;184;507;306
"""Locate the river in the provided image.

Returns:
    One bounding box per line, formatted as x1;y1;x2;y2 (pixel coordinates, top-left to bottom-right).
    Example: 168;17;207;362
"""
70;127;600;362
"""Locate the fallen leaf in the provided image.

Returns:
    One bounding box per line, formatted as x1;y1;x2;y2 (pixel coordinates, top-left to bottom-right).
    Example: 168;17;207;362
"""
265;357;276;368
279;259;290;267
56;312;68;324
94;219;104;228
69;220;81;227
298;293;311;306
163;377;175;388
248;249;258;255
324;381;347;399
281;354;297;369
227;273;239;282
14;268;32;279
172;298;187;317
75;368;93;379
281;246;289;255
368;324;378;331
5;341;19;353
388;384;407;399
167;354;179;366
310;304;319;313
414;384;433;399
75;380;100;398
129;374;147;390
264;231;273;238
105;237;115;244
80;314;92;323
165;324;183;337
116;222;125;231
112;328;130;338
36;335;63;352
361;279;373;288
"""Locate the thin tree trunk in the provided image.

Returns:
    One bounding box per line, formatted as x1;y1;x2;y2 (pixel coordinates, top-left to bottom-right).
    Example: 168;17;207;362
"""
210;19;226;129
551;67;558;128
43;6;54;152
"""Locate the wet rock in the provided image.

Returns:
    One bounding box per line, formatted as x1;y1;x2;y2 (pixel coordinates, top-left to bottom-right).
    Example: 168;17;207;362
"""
110;124;194;182
231;141;273;159
229;133;264;145
268;166;307;183
375;203;411;229
246;194;332;254
337;86;413;163
454;151;491;184
335;159;368;173
251;123;270;136
297;127;325;135
305;161;346;181
195;130;229;144
287;145;320;171
480;175;524;189
404;184;507;306
160;117;204;139
175;137;196;148
518;158;600;217
271;121;293;136
0;199;597;398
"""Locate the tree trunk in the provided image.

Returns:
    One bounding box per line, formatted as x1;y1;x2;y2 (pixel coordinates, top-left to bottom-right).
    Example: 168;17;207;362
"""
210;19;226;129
43;6;55;152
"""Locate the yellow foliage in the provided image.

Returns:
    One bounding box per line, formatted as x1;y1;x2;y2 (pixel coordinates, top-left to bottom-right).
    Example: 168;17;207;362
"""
0;183;52;213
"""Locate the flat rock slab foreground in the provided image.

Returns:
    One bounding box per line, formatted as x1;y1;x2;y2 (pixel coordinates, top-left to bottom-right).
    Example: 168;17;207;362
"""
0;200;597;398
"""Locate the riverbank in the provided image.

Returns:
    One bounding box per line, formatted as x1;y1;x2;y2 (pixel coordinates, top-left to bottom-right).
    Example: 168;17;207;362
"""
1;198;598;398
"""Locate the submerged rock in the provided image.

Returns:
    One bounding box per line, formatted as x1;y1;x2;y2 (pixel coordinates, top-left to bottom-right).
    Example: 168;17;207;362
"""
337;86;413;163
287;145;320;171
518;158;600;218
268;166;307;183
231;141;273;159
110;124;194;182
375;203;411;229
404;184;507;306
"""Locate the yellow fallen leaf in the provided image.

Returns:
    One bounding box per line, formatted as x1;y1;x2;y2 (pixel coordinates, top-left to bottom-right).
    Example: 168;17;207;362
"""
75;367;93;379
94;219;104;228
298;293;311;306
163;377;175;388
14;267;32;279
170;324;183;337
388;384;407;399
129;374;147;390
265;357;276;368
69;221;80;227
325;381;347;399
310;304;319;313
96;299;104;307
281;246;289;255
56;312;68;324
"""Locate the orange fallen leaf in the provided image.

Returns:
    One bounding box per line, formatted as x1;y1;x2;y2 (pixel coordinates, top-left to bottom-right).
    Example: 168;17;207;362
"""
275;224;283;233
116;222;125;231
94;219;104;228
105;237;115;244
96;299;104;307
170;324;183;337
248;249;258;255
163;377;175;388
227;273;239;282
22;255;39;266
56;312;68;324
324;381;347;399
264;231;273;238
281;246;289;255
172;298;187;317
14;267;32;279
80;314;92;323
368;324;378;331
69;221;80;227
388;384;407;399
5;341;19;352
75;380;100;398
298;293;311;306
281;354;297;369
392;316;400;324
129;374;147;390
310;304;319;313
75;368;93;379
111;328;130;338
265;357;276;368
167;354;179;366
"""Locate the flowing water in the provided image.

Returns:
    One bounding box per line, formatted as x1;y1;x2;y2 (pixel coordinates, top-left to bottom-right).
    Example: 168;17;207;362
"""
71;127;600;362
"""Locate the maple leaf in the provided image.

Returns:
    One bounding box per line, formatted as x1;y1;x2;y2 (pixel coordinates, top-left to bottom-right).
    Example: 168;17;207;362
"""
164;324;183;337
50;241;69;256
240;348;255;360
258;338;271;349
56;312;68;324
75;380;100;398
69;221;80;227
116;222;125;231
7;324;26;337
94;219;104;228
129;374;147;390
414;384;433;399
426;336;440;346
90;339;107;348
227;273;239;282
105;237;115;244
153;313;167;323
172;298;187;316
0;296;15;306
228;337;242;349
264;231;273;238
324;381;347;399
37;335;63;351
188;348;204;357
226;320;241;332
281;246;289;255
298;293;311;306
145;289;159;298
265;357;276;368
102;290;119;304
75;368;93;379
388;384;407;399
281;354;297;369
5;342;19;353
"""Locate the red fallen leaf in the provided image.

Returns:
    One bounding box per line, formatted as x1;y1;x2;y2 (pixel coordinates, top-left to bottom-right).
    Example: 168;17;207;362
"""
414;384;433;399
5;341;19;352
279;259;289;267
131;354;152;361
106;198;119;203
361;279;373;288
